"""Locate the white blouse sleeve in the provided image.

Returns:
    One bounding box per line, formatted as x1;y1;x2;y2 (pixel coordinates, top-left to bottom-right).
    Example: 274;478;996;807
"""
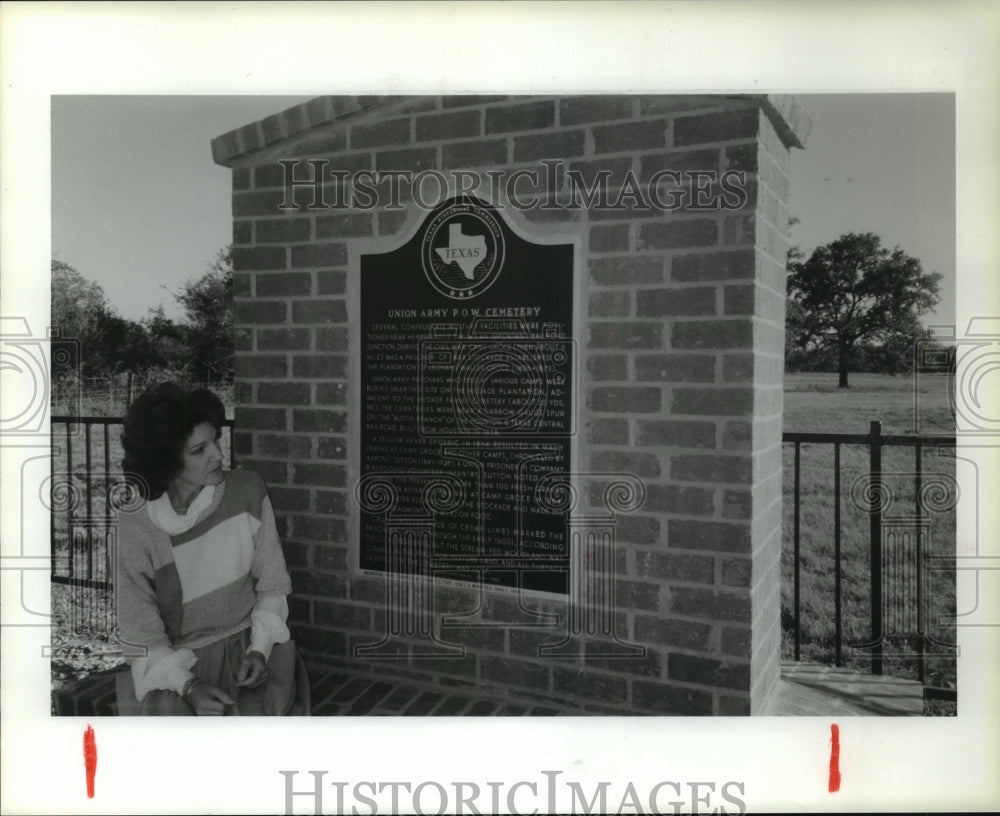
130;646;197;701
248;595;290;660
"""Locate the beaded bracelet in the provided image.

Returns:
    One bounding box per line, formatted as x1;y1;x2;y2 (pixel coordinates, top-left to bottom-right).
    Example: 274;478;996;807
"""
181;677;202;701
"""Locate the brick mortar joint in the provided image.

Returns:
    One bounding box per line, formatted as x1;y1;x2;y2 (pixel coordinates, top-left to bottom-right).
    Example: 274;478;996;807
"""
755;249;791;271
216;93;809;166
215;96;396;167
754;171;789;200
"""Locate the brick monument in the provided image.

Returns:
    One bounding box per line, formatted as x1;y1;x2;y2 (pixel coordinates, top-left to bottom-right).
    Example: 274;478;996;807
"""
211;95;810;714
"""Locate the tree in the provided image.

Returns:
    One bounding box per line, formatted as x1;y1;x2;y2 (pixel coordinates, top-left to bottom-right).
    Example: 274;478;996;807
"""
93;311;153;373
52;261;109;341
51;250;234;387
142;305;188;372
51;260;124;377
175;246;234;383
786;233;941;387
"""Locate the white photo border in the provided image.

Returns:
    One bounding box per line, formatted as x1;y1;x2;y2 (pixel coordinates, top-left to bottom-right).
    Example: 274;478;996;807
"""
2;2;998;814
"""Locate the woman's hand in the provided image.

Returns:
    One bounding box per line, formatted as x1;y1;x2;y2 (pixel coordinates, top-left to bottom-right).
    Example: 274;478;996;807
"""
234;650;268;689
185;681;234;716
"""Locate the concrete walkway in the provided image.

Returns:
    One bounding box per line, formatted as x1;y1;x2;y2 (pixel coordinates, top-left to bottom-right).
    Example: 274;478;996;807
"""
51;658;931;716
773;661;925;716
306;659;928;716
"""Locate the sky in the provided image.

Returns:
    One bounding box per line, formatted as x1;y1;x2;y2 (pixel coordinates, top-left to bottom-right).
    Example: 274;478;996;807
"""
51;93;956;326
789;94;955;326
51;95;312;321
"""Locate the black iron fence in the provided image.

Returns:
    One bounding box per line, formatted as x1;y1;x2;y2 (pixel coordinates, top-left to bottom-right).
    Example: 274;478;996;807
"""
784;421;958;702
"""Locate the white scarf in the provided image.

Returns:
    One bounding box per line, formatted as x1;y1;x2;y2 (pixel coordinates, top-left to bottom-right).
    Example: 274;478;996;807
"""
146;484;217;535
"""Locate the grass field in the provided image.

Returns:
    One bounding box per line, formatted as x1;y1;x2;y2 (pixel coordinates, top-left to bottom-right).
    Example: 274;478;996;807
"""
781;372;956;700
783;371;953;435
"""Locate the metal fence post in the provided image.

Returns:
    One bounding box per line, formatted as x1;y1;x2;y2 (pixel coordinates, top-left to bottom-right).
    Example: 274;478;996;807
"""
834;442;842;667
915;440;925;684
869;420;883;675
793;441;801;662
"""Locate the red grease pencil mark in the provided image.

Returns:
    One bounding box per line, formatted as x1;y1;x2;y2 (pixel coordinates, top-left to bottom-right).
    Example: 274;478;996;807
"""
828;723;841;793
83;725;97;798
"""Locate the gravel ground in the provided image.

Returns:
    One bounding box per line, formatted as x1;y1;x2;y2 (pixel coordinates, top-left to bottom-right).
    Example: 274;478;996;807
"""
50;583;126;694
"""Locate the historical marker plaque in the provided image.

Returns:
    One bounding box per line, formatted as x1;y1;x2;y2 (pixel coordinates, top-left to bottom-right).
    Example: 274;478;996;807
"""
359;197;575;594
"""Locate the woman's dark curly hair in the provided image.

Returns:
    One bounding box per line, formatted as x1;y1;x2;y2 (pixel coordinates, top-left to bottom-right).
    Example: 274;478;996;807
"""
121;382;226;500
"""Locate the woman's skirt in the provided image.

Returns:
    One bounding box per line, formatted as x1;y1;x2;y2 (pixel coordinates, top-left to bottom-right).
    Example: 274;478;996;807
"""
115;629;307;716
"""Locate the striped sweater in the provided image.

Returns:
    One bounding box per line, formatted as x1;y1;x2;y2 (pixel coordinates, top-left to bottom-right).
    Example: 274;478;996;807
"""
116;470;292;698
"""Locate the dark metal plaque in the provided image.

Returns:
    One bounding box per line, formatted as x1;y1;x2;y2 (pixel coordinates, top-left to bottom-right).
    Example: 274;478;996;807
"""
358;197;575;594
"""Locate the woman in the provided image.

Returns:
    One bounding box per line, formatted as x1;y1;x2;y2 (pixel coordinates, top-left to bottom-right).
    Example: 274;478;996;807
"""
114;382;303;715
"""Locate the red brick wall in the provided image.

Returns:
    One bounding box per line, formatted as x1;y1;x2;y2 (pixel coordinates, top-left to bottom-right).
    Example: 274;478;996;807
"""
213;94;807;714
